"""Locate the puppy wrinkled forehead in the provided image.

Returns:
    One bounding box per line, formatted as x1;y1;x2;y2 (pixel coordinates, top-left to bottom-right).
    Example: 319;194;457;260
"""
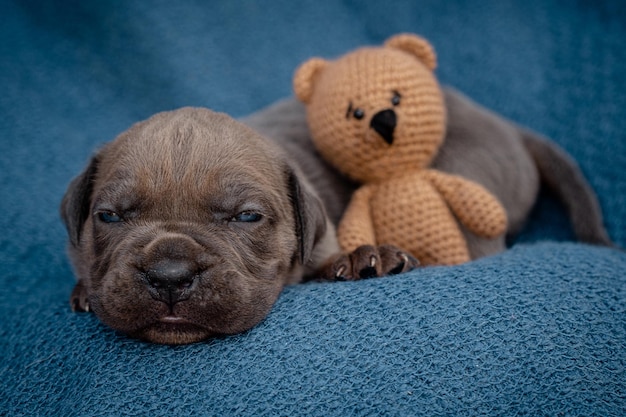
92;107;290;214
100;107;282;180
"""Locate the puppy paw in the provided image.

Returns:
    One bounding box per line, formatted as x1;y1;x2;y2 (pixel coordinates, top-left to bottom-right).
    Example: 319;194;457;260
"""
70;280;90;312
318;244;419;281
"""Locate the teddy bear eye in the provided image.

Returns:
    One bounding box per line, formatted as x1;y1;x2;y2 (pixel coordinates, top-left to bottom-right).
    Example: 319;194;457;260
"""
346;102;365;120
391;90;402;106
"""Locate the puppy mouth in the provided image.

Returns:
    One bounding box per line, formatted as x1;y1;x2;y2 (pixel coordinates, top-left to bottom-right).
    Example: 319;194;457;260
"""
159;315;194;325
154;314;204;333
138;316;213;345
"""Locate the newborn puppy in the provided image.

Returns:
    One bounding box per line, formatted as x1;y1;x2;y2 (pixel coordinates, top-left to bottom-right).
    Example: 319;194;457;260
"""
61;108;341;344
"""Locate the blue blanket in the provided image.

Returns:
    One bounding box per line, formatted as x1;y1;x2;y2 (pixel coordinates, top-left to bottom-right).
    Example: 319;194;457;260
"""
1;1;625;416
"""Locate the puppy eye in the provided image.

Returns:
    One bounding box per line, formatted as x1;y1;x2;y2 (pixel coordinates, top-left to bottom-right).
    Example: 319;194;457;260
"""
391;90;401;106
231;211;262;223
97;210;123;223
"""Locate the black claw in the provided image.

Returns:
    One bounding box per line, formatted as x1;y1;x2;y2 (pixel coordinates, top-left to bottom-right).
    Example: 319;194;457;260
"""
388;262;406;275
358;266;378;279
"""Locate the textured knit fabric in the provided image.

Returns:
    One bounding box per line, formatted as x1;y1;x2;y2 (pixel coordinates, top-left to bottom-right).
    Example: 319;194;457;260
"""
295;35;507;264
1;1;626;416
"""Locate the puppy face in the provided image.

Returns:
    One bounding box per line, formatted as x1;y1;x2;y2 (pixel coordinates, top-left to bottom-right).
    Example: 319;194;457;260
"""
61;108;326;344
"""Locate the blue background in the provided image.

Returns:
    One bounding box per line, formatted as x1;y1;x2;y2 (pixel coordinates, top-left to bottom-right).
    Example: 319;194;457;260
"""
1;1;625;415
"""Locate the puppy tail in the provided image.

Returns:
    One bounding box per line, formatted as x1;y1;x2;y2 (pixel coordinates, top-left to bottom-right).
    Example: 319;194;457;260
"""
521;130;613;246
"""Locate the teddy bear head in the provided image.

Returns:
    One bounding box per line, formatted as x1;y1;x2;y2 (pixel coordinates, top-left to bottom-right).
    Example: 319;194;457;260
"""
293;34;446;183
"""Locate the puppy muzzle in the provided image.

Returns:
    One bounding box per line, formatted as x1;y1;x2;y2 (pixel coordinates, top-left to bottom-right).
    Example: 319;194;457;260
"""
144;258;200;306
139;233;206;308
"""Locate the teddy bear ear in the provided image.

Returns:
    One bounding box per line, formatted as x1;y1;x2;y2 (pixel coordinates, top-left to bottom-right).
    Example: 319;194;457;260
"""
293;58;328;104
384;33;437;71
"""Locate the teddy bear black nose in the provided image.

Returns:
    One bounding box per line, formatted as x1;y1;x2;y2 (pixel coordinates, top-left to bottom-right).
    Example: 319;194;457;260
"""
370;109;397;145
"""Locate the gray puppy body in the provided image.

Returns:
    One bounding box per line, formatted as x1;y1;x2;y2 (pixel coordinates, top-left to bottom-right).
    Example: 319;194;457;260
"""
62;88;610;344
243;87;610;258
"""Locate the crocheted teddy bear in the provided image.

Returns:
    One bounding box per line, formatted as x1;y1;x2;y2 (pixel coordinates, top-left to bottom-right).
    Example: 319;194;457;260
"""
293;33;508;266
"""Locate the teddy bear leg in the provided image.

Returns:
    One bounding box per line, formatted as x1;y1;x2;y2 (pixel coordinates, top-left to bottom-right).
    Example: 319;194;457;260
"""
314;244;420;281
412;225;471;266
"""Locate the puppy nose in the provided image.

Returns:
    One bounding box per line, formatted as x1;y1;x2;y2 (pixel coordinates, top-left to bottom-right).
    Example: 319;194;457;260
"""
370;109;397;145
145;259;199;306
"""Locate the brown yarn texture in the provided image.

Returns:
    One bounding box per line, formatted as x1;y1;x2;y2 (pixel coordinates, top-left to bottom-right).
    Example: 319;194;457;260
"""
294;33;507;265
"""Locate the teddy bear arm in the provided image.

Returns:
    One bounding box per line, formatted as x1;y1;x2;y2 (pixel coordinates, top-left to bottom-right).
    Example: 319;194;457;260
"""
425;171;508;238
337;186;377;252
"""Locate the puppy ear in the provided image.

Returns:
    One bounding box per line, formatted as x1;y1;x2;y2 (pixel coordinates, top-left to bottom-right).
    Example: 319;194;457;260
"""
385;33;437;71
60;154;99;247
287;169;328;264
293;58;328;104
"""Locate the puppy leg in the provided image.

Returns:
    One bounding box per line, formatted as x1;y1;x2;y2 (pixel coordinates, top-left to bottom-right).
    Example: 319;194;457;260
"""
316;244;419;281
70;280;90;312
